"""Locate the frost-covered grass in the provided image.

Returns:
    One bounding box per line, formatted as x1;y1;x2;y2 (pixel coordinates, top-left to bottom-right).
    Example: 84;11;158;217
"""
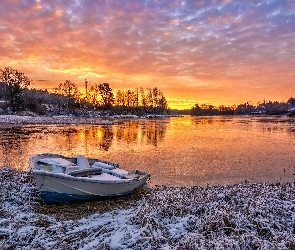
0;115;114;125
0;113;178;125
1;167;295;249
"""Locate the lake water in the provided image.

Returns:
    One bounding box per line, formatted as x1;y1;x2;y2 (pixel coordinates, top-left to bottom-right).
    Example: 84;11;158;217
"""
1;115;295;187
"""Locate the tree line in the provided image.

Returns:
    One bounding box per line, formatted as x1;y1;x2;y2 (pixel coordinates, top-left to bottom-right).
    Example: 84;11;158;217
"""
0;67;169;116
190;99;295;116
1;67;294;117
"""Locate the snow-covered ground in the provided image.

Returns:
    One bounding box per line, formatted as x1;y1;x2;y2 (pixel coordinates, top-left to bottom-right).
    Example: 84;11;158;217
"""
1;167;295;249
0;115;114;125
0;113;179;125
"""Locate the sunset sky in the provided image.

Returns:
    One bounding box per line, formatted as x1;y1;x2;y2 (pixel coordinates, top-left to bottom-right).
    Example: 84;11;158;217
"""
1;0;295;109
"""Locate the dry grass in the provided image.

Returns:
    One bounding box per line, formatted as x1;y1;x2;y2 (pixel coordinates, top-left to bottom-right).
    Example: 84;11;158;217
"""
33;188;151;222
1;167;295;249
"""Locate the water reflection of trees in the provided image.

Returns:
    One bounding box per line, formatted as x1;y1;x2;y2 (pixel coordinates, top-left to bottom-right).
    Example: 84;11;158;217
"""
63;126;114;152
51;120;167;152
116;121;139;143
98;126;113;151
0;126;47;153
140;121;167;146
0;126;42;168
0;120;168;168
192;116;233;125
115;120;167;146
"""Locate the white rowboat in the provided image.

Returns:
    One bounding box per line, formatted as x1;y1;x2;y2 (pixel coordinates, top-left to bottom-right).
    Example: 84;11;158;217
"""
28;153;150;204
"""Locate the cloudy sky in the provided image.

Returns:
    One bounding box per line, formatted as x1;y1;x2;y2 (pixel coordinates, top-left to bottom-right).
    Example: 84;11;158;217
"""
1;0;295;109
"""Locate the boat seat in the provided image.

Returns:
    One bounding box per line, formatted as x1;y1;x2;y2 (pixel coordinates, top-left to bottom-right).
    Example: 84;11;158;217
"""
77;154;90;169
102;168;139;179
91;161;115;170
68;168;102;177
38;158;79;174
38;158;75;167
124;172;139;179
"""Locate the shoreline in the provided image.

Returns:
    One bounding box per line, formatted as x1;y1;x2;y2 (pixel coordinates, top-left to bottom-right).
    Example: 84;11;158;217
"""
0;113;178;126
0;113;294;125
1;167;295;249
0;114;115;125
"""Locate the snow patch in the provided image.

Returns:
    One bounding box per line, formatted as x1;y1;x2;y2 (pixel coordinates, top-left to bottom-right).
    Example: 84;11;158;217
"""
1;167;295;249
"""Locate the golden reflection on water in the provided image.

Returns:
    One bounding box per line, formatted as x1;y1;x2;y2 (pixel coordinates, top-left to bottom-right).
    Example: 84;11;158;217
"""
1;116;295;187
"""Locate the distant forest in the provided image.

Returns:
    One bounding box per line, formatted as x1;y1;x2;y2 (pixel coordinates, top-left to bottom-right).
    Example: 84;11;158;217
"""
0;67;169;116
0;67;294;117
188;99;295;116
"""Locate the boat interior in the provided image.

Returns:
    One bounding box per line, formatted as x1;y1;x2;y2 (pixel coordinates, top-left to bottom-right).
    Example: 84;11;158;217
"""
34;154;140;180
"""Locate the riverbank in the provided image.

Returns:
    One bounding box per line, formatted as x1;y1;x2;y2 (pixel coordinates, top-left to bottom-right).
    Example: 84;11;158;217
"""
0;113;176;125
0;114;115;125
1;167;294;249
1;113;294;126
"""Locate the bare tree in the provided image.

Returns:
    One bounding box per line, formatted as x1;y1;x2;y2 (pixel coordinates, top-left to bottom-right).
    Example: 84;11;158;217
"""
146;87;153;108
157;90;168;110
115;90;125;106
56;80;80;112
139;87;147;107
98;83;114;109
90;83;113;109
0;67;31;111
124;89;138;107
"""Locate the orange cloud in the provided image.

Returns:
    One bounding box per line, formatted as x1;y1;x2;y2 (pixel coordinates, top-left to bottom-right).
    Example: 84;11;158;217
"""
0;0;294;109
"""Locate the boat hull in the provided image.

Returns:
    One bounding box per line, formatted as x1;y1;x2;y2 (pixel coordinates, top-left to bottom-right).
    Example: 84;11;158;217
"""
39;190;133;204
29;153;150;204
33;171;149;204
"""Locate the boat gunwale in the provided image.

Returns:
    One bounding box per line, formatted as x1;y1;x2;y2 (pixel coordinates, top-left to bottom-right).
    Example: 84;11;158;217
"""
31;169;150;184
29;153;150;184
28;153;119;171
